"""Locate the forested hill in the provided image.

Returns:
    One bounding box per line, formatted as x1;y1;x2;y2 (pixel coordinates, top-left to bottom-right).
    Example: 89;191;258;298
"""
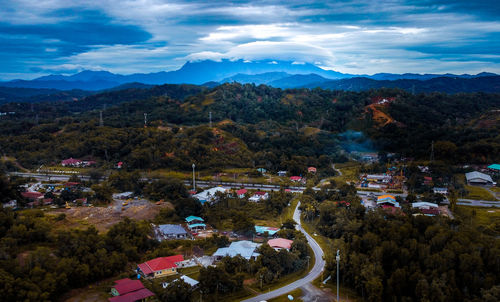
305;75;500;93
0;83;499;169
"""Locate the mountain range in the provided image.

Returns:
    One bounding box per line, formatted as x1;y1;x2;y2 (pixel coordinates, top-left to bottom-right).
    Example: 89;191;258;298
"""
0;60;498;103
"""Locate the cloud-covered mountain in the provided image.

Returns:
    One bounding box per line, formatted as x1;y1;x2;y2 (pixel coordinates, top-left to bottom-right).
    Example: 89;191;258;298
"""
0;59;497;92
0;60;351;90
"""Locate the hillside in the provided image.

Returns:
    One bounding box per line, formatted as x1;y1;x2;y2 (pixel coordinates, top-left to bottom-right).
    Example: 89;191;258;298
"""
306;76;500;93
1;83;499;168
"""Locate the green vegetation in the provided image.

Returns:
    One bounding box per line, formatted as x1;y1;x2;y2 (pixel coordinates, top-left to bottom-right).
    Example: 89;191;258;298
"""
464;185;497;200
268;288;303;302
306;186;500;301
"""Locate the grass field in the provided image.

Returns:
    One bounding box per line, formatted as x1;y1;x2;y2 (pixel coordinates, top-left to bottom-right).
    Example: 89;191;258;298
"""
456;206;500;236
268;288;303;302
464;185;497;201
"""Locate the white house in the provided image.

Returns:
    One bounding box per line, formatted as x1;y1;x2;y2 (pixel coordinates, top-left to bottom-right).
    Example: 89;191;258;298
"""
193;187;229;204
248;191;269;202
465;171;494;186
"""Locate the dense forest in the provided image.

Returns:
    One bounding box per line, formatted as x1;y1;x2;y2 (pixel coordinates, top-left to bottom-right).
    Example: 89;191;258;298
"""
1;83;499;172
299;184;500;302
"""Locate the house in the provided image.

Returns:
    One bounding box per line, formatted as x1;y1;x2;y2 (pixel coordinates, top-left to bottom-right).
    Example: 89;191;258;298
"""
290;176;302;182
433;187;448;195
277;171;287;177
21;191;44;201
185;216;204;224
113;192;134;200
268;238;293;251
213;240;261;260
257;168;267;174
308;167;317;174
193;187;228;204
255;225;280;237
465;171;494;186
412;202;440;216
109;278;155;302
3;200;17;209
360;153;378;162
156;224;189;240
412;202;439;209
361;199;376;210
162;275;199;289
117;162;123;169
423;176;433;185
236;189;248;198
137;255;184;279
249;191;269;202
365;174;391;183
376;194;400;208
61;158;82;167
487;164;500;174
185;216;206;231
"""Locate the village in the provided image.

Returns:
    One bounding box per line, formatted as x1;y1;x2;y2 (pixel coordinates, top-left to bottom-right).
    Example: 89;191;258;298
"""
3;155;500;302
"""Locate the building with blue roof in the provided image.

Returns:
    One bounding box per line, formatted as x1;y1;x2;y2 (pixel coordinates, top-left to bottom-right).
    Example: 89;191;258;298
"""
254;225;280;237
156;224;188;240
185;216;204;223
187;223;206;231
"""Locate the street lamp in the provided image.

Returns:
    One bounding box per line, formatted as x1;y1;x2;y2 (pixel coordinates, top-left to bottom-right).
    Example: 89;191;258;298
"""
336;250;340;302
192;163;196;191
306;255;310;270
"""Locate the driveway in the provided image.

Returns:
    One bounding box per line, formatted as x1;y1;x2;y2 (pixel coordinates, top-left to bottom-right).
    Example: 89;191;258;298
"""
241;201;326;302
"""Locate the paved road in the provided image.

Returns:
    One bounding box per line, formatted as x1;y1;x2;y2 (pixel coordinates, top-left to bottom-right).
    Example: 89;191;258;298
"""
9;172;499;207
241;201;326;302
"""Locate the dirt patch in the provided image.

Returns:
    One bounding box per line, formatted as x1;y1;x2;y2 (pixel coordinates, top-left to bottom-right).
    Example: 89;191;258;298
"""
47;201;173;233
365;103;394;127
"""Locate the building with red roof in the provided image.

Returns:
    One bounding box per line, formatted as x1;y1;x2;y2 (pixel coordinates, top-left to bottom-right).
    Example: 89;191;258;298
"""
109;278;154;302
21;191;44;201
268;238;293;251
236;188;247;198
137;255;184;279
290;176;302;182
61;158;82;167
308;167;317;174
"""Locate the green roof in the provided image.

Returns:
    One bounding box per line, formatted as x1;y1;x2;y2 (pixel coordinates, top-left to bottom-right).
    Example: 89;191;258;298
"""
488;164;500;171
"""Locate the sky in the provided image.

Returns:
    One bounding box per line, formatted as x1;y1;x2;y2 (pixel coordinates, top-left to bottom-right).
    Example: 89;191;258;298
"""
1;0;499;80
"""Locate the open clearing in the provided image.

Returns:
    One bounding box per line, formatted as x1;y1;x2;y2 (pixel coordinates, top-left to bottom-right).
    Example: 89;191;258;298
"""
47;200;173;233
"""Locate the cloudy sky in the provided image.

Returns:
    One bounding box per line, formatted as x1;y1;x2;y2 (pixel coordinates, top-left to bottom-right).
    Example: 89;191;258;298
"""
1;0;499;80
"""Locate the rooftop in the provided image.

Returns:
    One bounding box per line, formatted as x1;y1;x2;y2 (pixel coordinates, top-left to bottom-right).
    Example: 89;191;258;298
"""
185;215;204;223
268;238;293;250
138;255;184;275
158;224;187;235
465;171;493;182
213;240;261;260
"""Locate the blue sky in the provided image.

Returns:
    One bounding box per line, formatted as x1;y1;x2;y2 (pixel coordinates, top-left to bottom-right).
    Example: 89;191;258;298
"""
1;0;499;80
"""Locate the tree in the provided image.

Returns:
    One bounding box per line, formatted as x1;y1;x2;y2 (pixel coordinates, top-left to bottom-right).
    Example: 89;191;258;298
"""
158;279;191;302
91;183;112;203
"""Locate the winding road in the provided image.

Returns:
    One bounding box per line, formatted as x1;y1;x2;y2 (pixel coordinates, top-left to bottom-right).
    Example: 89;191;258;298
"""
241;201;326;302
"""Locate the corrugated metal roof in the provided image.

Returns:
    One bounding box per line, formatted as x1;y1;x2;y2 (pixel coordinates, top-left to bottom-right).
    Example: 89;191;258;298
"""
213;241;261;259
108;288;155;302
465;171;493;182
158;224;187;235
488;164;500;170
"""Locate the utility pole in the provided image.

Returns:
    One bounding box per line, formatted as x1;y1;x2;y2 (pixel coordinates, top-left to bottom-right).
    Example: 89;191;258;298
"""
307;255;310;270
35;114;39;125
192;163;196;191
99;111;103;127
209;111;212;128
336;250;340;302
430;140;435;162
144;113;148;127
